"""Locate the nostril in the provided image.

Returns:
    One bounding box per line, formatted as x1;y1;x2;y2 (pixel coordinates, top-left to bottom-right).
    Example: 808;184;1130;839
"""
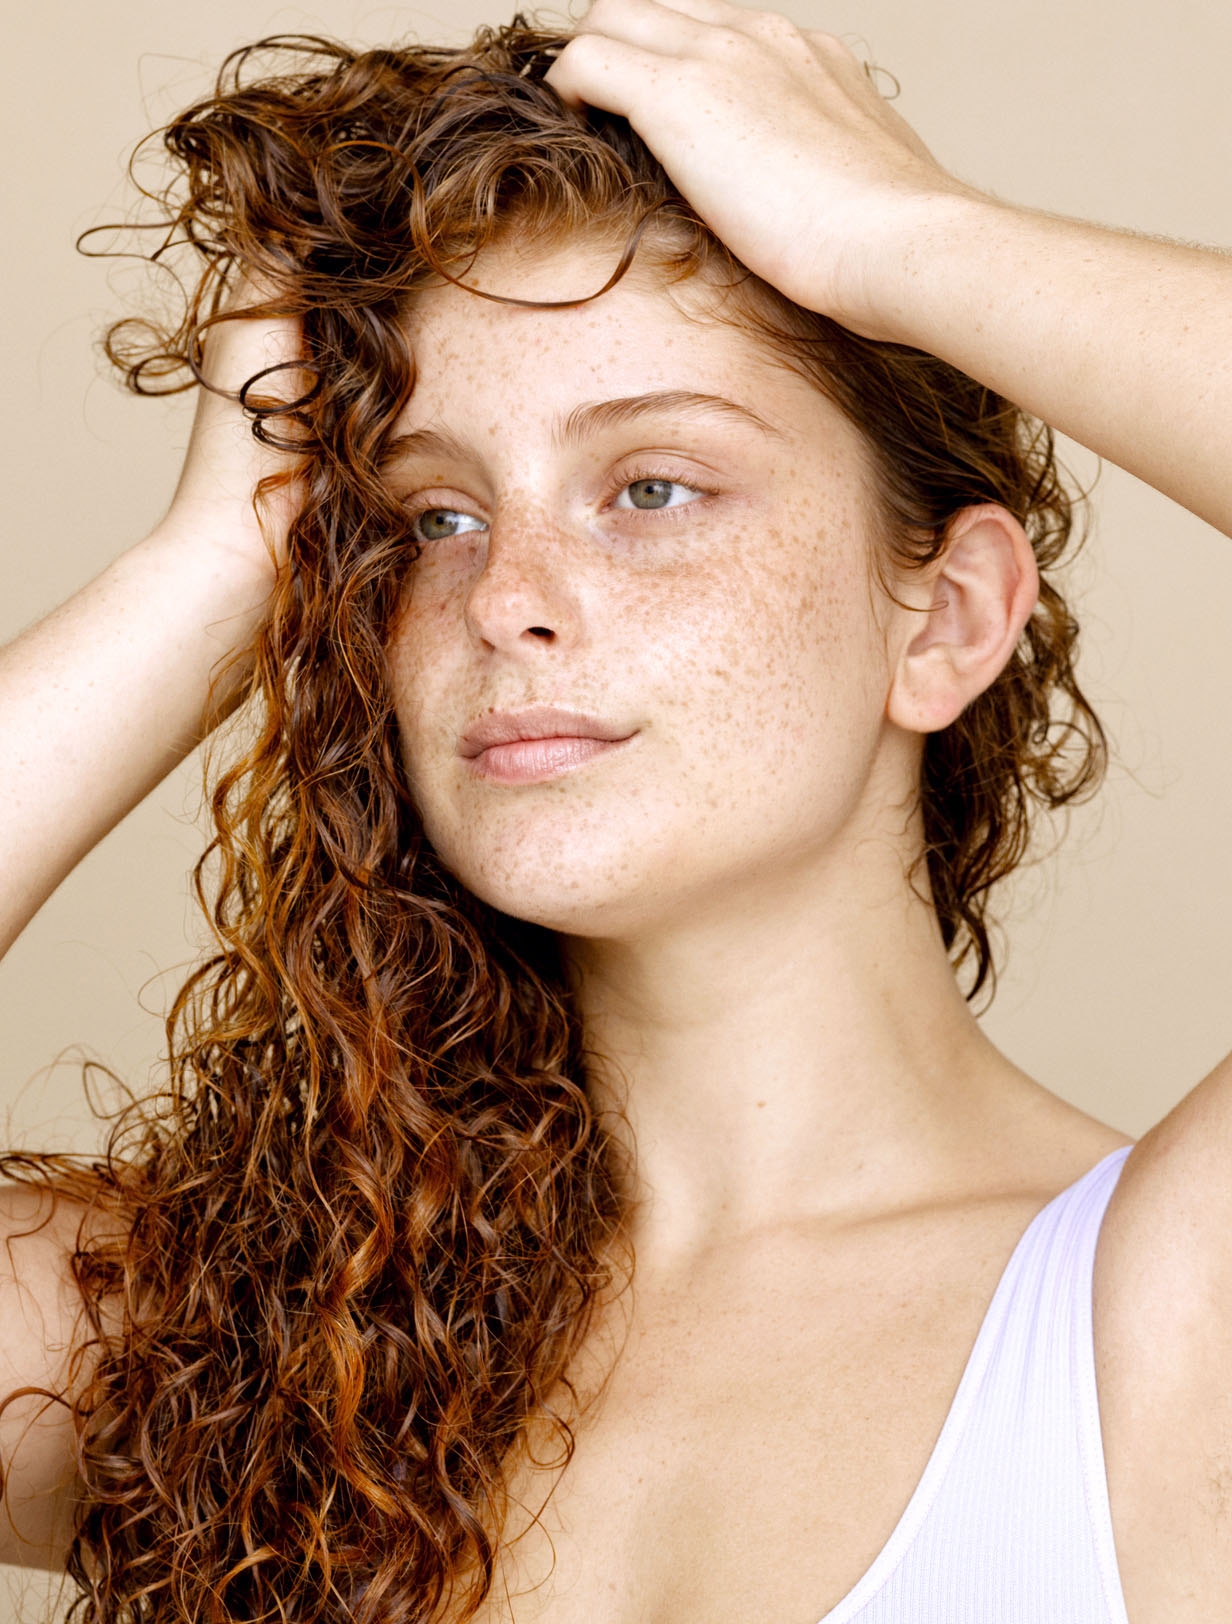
529;626;554;638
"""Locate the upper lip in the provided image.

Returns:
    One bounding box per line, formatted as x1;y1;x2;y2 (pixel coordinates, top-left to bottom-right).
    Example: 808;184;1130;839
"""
460;706;635;758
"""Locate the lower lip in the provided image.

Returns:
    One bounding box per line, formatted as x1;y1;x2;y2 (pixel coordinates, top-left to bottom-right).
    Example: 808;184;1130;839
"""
467;735;633;783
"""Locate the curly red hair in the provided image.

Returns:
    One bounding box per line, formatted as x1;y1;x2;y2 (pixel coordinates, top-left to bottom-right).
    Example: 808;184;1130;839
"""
0;15;1104;1623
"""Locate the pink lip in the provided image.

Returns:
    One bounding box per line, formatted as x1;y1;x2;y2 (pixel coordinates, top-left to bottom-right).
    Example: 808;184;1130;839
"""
460;705;634;759
468;735;633;784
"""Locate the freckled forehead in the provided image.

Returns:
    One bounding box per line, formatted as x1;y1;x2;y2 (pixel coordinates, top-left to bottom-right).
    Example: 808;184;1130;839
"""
404;259;747;368
394;242;852;447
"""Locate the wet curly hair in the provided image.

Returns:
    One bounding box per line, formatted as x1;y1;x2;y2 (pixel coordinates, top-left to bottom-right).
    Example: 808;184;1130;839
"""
0;14;1105;1624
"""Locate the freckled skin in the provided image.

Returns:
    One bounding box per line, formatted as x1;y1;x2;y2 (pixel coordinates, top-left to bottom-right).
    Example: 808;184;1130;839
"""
383;238;909;944
378;236;1126;1624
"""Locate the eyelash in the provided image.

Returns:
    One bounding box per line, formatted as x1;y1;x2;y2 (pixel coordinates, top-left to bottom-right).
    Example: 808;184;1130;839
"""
405;468;716;543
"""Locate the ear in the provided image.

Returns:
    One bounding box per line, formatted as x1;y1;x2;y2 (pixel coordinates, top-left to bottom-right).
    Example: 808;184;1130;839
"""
886;504;1040;734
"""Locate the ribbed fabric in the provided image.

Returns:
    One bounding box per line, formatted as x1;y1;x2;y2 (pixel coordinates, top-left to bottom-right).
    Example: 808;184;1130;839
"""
817;1143;1134;1624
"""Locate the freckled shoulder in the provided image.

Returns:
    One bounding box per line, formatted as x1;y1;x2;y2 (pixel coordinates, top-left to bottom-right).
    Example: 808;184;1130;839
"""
1092;1054;1232;1622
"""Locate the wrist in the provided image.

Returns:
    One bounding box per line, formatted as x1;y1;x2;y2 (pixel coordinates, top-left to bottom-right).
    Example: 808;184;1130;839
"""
133;521;279;639
830;187;1014;349
142;507;281;594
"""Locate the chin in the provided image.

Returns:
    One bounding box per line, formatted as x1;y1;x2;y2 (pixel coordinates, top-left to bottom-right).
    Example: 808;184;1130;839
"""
423;826;669;938
455;863;653;939
418;792;684;931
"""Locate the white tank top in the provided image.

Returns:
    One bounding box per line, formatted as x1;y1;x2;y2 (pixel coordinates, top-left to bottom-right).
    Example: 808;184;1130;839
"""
816;1143;1133;1623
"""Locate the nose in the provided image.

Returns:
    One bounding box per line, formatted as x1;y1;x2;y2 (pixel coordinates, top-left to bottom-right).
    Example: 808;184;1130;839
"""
463;508;583;653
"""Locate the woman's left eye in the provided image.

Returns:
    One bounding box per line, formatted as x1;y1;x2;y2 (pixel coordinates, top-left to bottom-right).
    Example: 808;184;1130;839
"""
613;477;705;512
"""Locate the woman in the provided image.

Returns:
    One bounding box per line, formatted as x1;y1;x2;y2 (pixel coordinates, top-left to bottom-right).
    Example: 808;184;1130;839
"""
0;1;1226;1619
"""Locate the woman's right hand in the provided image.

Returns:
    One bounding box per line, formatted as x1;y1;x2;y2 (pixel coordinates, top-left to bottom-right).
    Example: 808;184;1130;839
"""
158;290;310;582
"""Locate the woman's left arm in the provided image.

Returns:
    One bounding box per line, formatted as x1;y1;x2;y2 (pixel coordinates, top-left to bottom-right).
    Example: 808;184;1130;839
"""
862;198;1232;539
547;0;1232;537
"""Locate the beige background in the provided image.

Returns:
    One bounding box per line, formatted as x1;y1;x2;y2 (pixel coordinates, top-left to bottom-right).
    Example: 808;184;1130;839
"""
2;0;1230;1612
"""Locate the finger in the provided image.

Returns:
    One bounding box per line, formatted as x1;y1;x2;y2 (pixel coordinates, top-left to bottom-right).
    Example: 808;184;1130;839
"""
544;29;674;116
577;0;739;27
563;0;732;61
631;0;822;50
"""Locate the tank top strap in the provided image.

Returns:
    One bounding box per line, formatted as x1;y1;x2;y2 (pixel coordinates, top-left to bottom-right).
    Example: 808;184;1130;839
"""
823;1142;1134;1624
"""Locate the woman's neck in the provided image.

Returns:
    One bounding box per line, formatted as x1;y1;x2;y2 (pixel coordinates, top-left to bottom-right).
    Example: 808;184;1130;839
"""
564;836;1039;1269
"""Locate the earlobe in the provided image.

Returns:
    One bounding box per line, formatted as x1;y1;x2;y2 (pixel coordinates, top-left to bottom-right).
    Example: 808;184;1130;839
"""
886;504;1039;734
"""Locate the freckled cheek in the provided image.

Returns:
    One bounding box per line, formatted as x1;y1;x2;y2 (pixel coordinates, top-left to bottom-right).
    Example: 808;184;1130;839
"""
401;594;456;675
658;542;871;758
383;601;457;776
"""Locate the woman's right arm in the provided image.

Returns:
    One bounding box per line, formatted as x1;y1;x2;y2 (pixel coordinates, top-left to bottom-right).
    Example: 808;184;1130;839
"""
0;310;300;960
0;308;300;1567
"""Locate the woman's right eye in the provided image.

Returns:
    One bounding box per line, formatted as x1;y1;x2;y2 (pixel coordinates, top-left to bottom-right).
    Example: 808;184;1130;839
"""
410;507;487;544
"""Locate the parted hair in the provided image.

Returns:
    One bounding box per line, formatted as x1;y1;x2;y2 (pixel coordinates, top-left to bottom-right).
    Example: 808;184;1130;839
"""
0;16;1105;1624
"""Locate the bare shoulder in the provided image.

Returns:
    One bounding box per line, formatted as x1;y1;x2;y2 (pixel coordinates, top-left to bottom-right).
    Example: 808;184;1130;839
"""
0;1181;121;1572
1094;1054;1232;1621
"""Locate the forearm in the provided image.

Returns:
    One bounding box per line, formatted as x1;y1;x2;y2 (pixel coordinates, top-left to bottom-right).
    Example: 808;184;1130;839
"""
871;193;1232;535
0;527;274;959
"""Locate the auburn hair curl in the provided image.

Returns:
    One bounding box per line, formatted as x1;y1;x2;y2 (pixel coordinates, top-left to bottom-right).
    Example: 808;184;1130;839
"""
0;14;1106;1624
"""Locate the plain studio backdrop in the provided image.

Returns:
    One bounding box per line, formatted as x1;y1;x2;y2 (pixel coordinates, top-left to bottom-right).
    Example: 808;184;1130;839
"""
2;0;1230;1614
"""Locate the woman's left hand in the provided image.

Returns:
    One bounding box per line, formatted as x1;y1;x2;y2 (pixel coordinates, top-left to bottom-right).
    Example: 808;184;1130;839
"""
543;0;975;337
548;0;1232;539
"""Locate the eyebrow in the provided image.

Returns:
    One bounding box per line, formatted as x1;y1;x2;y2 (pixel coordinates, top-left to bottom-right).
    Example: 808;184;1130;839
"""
385;389;788;466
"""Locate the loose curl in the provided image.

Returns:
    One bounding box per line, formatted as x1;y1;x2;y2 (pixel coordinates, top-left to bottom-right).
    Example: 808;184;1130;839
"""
0;14;1106;1624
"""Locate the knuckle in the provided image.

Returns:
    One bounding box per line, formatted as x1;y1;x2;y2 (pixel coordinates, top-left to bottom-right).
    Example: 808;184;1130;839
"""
704;24;753;58
550;29;602;71
808;29;855;59
744;9;801;41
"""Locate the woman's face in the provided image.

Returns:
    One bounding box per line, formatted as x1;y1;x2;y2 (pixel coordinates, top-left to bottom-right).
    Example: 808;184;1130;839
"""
383;238;915;940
